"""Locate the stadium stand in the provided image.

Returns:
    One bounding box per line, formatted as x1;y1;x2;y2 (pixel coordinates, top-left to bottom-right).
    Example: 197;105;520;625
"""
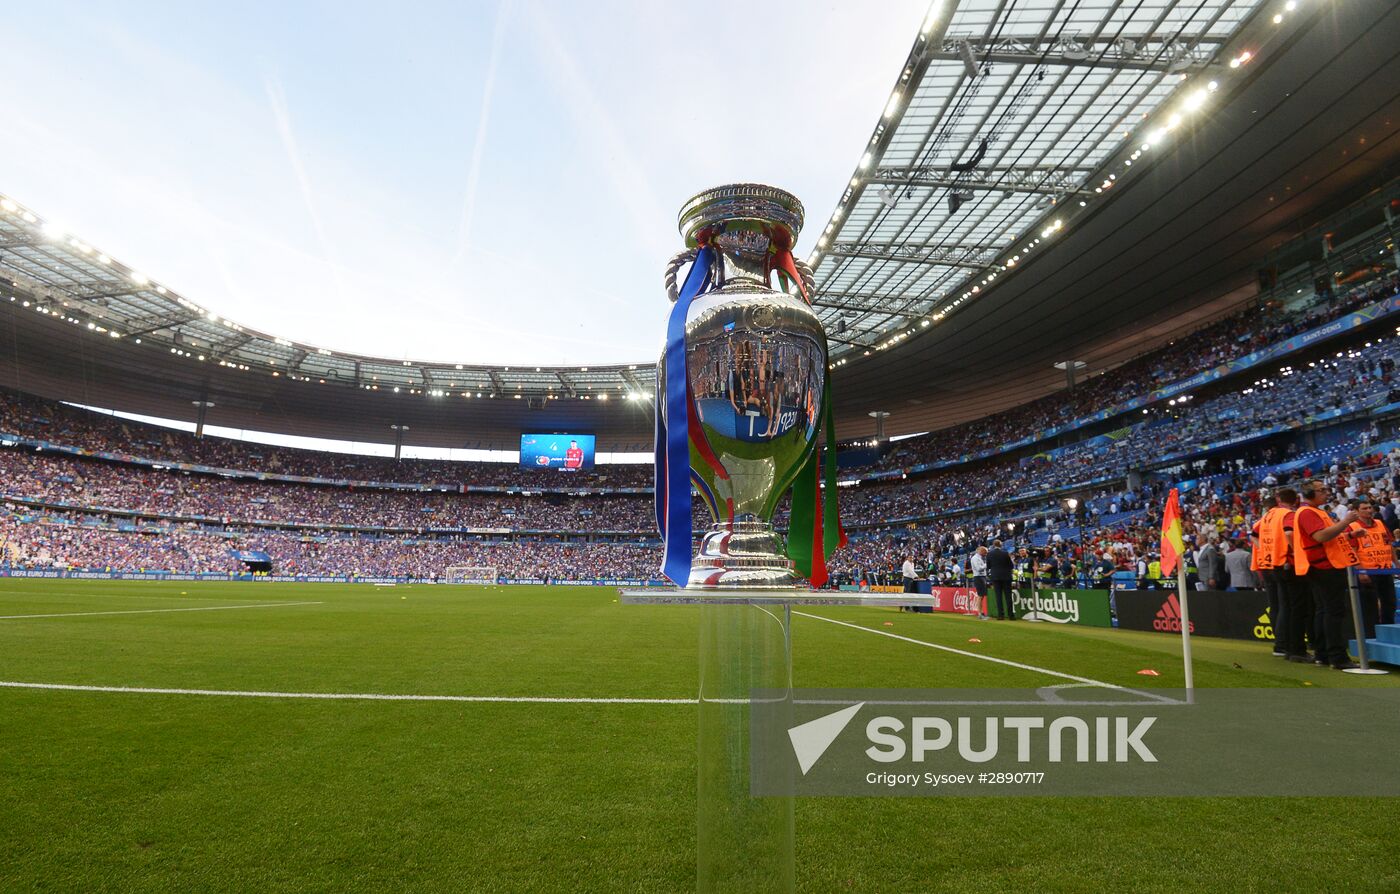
3;260;1400;583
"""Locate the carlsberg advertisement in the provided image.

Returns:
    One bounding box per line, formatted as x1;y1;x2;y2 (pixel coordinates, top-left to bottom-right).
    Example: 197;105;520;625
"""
1011;589;1113;627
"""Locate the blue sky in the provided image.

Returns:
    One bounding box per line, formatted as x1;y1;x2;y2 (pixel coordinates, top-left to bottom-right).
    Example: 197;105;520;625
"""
2;1;931;366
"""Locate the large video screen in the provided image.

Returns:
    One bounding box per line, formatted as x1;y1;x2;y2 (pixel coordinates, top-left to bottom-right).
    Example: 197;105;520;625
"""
519;434;596;471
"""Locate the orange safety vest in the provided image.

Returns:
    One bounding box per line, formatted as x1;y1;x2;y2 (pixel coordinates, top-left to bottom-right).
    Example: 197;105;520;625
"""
1250;518;1263;571
1348;519;1395;570
1258;506;1291;570
1293;504;1359;574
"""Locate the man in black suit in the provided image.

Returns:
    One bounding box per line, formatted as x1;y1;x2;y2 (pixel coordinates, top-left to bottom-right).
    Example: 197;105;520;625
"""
986;539;1015;620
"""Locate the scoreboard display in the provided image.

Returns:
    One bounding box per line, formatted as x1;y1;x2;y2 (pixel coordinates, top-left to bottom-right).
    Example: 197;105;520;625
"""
519;434;596;471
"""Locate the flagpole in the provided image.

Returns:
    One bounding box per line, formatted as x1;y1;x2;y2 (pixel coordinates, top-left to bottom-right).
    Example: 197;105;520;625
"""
1177;562;1195;701
1160;487;1194;703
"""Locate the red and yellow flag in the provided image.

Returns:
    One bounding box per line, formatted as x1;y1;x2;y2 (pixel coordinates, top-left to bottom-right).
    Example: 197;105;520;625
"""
1160;487;1186;575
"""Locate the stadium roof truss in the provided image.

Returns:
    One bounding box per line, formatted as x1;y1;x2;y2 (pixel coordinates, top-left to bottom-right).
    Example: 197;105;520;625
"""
0;205;654;403
810;0;1265;361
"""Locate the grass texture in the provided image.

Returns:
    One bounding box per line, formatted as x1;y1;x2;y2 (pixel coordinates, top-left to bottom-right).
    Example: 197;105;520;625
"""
1;579;1397;893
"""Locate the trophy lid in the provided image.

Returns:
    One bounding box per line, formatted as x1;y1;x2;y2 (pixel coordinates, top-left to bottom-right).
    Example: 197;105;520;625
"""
678;184;804;248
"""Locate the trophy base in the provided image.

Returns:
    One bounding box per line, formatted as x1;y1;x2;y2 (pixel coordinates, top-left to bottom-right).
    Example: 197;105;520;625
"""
688;520;799;589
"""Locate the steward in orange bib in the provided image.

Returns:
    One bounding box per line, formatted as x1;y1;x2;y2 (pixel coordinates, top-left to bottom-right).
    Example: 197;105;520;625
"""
1252;495;1284;656
1348;500;1398;638
1261;489;1316;661
1259;498;1294;571
1293;480;1359;669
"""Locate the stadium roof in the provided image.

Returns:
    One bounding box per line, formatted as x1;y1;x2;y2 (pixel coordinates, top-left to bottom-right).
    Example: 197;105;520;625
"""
2;0;1398;450
0;207;653;404
809;0;1262;358
823;0;1400;434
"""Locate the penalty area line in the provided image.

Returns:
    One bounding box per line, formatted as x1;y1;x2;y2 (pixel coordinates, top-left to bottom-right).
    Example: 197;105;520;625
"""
792;610;1181;705
0;601;324;620
0;681;695;704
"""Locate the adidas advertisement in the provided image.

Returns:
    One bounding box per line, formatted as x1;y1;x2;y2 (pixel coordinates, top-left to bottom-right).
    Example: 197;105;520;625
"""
1011;589;1113;627
1152;593;1194;633
1115;589;1272;640
749;689;1400;797
1253;606;1274;642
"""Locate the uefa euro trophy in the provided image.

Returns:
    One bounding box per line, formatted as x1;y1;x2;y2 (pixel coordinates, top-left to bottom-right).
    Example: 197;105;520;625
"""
655;184;841;591
650;184;845;893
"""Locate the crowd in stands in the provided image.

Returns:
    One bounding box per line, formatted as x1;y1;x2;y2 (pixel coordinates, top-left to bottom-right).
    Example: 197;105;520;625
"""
8;301;1394;543
0;389;652;488
872;271;1400;471
1;270;1393;505
815;337;1400;526
2;326;1398;577
826;445;1400;591
0;449;656;531
1;269;1398;582
5;443;1394;585
0;513;658;580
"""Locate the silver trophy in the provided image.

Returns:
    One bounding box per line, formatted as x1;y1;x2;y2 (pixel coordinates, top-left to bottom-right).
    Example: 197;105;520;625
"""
661;184;828;589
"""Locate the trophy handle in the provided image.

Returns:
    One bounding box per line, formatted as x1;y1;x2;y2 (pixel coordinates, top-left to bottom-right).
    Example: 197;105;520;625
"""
791;258;817;300
668;249;816;303
664;248;700;303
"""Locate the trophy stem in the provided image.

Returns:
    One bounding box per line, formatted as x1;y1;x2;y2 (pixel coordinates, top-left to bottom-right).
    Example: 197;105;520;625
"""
697;599;794;893
689;520;799;589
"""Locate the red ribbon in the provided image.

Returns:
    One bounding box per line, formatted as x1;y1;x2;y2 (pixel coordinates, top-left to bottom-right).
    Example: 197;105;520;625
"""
767;226;809;303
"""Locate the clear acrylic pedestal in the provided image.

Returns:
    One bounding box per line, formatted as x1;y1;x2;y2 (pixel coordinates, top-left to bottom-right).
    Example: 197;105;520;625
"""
620;589;941;892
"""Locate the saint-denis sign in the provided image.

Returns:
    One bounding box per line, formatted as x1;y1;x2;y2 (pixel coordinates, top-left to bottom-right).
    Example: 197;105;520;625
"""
750;689;1400;796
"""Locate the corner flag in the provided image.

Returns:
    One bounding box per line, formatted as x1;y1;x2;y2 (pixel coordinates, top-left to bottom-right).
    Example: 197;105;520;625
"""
1160;487;1186;575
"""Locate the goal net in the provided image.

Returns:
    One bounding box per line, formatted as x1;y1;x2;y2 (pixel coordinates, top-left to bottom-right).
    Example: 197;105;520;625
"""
445;566;499;584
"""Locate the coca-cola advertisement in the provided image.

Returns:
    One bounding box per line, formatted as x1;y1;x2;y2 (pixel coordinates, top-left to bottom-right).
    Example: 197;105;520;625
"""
924;586;984;616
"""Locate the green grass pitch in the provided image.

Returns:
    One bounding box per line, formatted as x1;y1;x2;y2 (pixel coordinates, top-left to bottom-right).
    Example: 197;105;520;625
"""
2;579;1398;893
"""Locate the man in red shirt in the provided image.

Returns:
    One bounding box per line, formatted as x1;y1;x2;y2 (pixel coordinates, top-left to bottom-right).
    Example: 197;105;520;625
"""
1293;480;1360;670
564;440;584;471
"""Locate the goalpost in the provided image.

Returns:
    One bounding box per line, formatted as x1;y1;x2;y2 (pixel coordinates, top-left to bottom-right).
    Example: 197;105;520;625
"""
445;565;499;585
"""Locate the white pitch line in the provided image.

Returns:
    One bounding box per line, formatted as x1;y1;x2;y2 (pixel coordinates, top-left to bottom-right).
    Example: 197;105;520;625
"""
0;588;302;603
793;610;1181;704
0;601;324;620
0;681;1183;709
0;681;694;704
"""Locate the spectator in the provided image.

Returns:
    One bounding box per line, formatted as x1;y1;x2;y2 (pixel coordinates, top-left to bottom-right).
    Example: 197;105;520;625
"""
1197;535;1226;590
1225;538;1258;590
985;540;1014;621
970;546;989;620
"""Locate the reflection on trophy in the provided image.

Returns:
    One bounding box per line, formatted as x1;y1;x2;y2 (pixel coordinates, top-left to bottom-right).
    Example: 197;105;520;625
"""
656;184;842;589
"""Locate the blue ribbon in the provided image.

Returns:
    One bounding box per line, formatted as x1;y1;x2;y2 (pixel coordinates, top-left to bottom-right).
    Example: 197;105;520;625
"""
657;247;714;586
